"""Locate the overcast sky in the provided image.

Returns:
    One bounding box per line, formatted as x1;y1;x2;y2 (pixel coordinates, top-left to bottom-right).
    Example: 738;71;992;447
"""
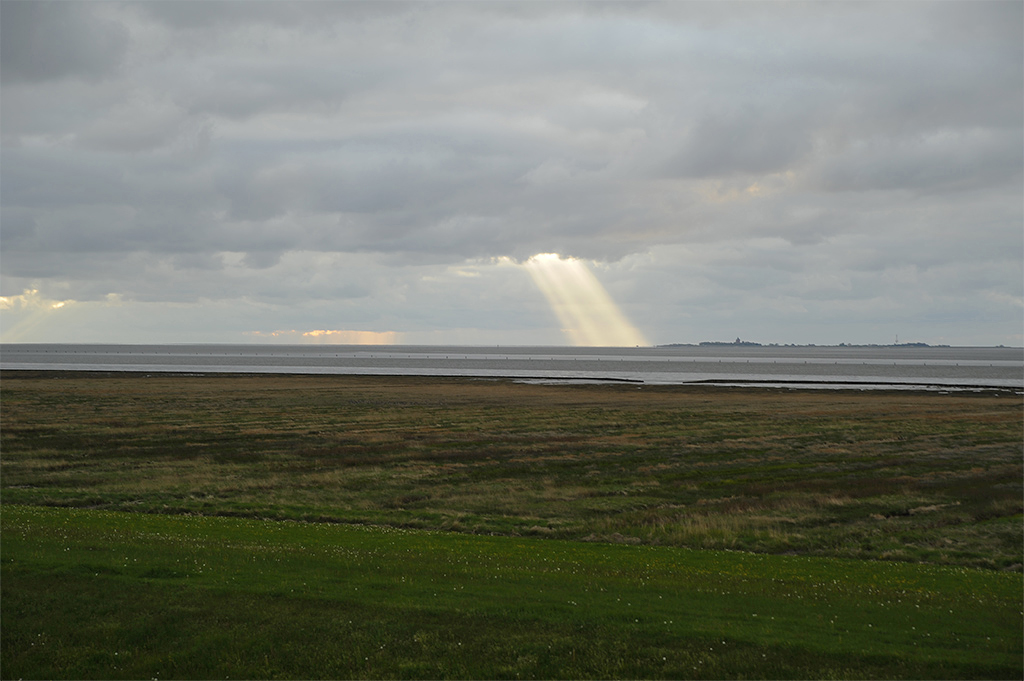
2;1;1021;346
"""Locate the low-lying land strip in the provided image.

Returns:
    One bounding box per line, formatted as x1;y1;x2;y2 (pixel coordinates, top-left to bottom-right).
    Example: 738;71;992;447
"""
2;371;1021;678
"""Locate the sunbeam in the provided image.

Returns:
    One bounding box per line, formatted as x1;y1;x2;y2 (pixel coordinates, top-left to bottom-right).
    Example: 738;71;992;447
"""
524;253;649;347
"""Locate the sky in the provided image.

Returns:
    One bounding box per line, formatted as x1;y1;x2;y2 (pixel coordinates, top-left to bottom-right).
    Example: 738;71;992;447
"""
1;1;1021;347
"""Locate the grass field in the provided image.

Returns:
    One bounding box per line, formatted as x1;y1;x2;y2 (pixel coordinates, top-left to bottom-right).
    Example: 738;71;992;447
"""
1;371;1022;678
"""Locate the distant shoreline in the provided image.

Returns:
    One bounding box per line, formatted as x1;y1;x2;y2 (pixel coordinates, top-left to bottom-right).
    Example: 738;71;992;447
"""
1;341;1021;349
1;369;1020;396
659;342;1021;349
2;343;1020;392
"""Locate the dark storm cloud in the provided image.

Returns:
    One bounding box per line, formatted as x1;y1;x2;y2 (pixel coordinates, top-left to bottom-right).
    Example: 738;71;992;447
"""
812;128;1024;194
666;107;816;178
0;1;128;83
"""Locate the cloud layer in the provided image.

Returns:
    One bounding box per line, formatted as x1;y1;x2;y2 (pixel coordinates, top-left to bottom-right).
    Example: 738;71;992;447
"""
2;1;1021;345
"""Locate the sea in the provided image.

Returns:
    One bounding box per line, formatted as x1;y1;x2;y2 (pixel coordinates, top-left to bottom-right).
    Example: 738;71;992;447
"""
1;343;1021;392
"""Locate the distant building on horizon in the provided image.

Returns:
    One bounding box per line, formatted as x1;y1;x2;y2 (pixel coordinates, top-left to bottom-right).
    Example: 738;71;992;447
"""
698;338;762;347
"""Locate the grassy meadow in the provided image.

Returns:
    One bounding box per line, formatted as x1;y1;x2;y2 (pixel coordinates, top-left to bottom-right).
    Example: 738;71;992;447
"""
1;371;1022;678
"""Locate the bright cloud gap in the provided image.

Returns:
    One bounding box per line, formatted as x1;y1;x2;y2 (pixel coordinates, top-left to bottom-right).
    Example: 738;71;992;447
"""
245;329;400;345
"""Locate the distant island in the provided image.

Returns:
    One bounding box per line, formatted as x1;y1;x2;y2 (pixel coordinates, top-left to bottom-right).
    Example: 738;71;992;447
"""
659;338;950;348
699;338;764;347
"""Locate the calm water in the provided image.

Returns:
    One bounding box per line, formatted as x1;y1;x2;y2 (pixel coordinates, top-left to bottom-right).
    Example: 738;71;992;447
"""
2;343;1021;391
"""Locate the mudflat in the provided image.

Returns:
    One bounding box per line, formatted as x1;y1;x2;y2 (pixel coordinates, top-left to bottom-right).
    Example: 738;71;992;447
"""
3;370;1020;569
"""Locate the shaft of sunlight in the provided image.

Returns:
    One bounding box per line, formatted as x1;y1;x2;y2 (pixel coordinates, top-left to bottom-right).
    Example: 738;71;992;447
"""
524;253;649;347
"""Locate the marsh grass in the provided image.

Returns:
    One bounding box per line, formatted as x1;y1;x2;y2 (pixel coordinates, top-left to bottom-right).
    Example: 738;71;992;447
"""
2;372;1021;569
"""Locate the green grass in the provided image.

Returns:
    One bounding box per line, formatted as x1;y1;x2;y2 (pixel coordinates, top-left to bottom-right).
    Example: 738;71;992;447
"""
3;505;1021;680
1;372;1022;678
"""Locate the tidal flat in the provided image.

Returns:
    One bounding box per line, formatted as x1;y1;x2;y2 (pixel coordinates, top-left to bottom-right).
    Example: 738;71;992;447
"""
1;371;1021;678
